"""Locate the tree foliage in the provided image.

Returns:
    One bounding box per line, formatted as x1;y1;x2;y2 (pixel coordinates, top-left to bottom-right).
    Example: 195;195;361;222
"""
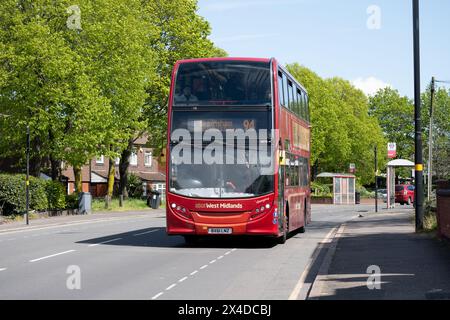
368;87;415;160
421;86;450;180
287;63;386;184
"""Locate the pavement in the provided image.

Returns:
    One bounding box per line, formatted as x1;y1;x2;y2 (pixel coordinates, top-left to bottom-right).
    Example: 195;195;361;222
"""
308;208;450;300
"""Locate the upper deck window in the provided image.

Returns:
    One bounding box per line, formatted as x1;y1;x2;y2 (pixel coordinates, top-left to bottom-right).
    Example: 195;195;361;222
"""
173;61;271;106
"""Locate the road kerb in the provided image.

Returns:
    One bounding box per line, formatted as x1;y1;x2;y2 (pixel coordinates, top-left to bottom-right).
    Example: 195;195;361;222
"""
307;223;347;300
288;225;339;300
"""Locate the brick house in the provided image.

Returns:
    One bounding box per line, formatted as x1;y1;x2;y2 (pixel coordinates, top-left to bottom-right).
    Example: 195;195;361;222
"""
61;136;166;199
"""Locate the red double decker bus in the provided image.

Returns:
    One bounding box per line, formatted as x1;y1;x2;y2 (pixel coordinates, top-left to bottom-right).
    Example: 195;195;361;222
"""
166;57;311;244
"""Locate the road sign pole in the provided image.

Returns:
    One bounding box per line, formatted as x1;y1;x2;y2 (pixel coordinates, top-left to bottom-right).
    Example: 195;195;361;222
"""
413;0;424;231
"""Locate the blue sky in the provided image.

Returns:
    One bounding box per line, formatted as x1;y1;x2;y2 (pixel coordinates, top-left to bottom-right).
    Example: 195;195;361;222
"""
197;0;450;98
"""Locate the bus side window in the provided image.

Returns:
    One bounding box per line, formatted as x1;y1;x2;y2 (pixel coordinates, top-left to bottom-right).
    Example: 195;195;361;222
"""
296;89;302;118
288;80;294;111
283;74;289;109
302;93;307;121
278;71;284;106
305;95;310;122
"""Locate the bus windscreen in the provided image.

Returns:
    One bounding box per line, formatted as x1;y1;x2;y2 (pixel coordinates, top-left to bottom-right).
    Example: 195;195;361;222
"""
173;61;271;106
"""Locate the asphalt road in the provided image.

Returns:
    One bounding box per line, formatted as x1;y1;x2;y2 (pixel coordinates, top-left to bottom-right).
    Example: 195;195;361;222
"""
0;204;377;300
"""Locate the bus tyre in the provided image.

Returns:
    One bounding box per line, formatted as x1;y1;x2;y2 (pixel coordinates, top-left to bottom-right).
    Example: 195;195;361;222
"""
299;207;307;234
278;216;288;244
183;235;198;245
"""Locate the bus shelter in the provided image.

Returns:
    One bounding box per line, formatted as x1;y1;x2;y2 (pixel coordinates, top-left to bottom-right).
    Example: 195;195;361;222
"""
386;159;415;209
316;172;356;205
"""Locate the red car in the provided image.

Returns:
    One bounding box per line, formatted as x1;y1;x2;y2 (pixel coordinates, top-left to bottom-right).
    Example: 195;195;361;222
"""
395;184;415;205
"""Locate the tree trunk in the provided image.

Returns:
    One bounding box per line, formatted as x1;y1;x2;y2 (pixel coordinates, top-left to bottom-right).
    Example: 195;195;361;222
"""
50;156;61;181
118;139;133;200
73;166;82;194
105;157;115;209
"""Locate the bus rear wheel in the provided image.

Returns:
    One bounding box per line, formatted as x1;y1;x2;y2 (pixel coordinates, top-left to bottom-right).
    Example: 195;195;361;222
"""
298;213;306;233
277;215;288;244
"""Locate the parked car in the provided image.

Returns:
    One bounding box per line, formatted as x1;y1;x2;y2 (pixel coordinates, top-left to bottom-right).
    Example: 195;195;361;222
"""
395;184;415;205
378;188;387;203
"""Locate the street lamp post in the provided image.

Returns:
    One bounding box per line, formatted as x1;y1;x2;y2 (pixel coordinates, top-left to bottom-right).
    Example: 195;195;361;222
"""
413;0;424;231
25;125;30;225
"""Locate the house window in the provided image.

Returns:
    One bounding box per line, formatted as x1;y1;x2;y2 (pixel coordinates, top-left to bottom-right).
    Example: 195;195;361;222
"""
144;151;152;167
96;155;104;164
130;151;138;166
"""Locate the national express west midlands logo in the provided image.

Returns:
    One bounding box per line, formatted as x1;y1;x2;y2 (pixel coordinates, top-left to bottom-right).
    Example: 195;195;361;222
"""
195;203;243;210
171;122;276;175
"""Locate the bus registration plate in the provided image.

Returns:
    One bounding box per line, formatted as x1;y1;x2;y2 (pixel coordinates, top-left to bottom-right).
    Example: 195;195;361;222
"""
208;228;232;234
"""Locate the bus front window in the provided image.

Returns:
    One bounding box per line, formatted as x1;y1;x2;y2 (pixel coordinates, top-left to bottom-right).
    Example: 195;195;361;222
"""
174;61;271;106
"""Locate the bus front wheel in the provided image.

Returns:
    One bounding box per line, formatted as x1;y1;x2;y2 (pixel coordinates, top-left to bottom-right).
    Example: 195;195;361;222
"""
183;235;198;245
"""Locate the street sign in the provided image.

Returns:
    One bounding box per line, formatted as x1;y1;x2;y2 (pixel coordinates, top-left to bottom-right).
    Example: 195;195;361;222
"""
388;142;397;158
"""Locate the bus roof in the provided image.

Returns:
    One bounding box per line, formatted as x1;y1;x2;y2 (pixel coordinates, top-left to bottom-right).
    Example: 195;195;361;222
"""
176;57;271;64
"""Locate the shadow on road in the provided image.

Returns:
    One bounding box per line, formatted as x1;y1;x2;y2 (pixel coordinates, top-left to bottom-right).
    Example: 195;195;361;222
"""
76;227;284;249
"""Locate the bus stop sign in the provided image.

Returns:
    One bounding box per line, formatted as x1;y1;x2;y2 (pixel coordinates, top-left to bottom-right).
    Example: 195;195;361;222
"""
388;143;397;159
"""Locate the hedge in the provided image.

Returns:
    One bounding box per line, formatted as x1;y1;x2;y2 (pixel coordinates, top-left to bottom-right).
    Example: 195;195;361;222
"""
46;180;67;210
0;174;66;215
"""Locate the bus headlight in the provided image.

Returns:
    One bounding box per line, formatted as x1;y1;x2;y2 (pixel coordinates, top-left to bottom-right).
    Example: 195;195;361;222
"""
170;203;192;221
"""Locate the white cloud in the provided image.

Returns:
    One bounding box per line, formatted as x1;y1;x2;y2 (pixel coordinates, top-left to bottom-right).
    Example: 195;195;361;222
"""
352;77;392;96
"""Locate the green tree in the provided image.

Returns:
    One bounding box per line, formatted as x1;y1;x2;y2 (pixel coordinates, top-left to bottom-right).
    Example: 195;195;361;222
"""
421;85;450;180
68;0;156;206
0;0;112;191
116;0;227;199
368;88;415;160
287;63;385;184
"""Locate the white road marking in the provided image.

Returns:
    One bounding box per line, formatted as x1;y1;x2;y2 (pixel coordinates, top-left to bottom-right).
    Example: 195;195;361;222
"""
0;268;7;272
231;248;237;252
152;292;164;300
29;250;76;263
132;230;158;236
151;248;236;299
0;215;149;236
288;226;339;300
88;238;122;247
166;284;176;291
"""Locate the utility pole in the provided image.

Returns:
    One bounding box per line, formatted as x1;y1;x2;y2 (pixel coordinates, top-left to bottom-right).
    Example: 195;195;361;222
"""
26;125;30;226
428;77;435;200
374;145;378;213
413;0;424;231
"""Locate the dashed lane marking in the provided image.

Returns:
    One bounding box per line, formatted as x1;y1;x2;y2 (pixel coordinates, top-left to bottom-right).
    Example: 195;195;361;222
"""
29;250;76;263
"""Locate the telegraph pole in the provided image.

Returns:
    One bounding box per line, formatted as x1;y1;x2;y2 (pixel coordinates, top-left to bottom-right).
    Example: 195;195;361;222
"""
413;0;424;231
427;77;435;200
